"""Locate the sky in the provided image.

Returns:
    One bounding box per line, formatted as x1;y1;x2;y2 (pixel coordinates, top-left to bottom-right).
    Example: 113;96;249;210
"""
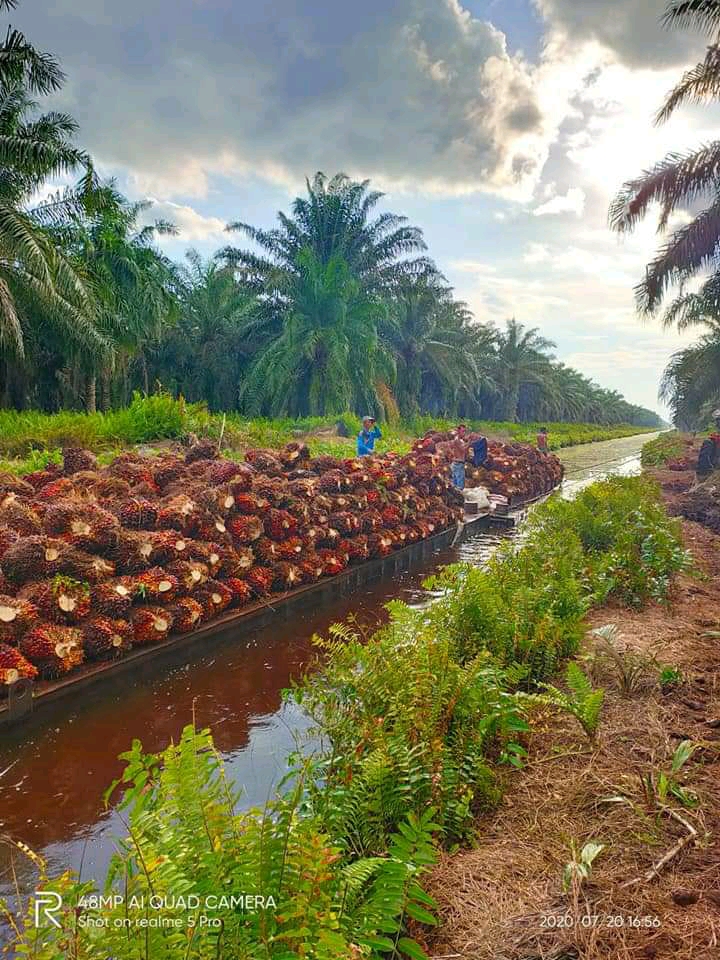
12;0;719;415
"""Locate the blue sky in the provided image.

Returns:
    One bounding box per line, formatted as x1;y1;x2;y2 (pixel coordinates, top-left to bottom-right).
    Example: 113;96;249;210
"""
15;0;718;414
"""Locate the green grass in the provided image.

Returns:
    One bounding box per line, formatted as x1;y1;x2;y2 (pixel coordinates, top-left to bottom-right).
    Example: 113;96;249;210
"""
0;394;658;474
640;431;688;467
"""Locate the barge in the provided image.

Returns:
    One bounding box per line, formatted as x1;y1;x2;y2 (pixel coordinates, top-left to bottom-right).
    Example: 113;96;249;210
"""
0;485;559;728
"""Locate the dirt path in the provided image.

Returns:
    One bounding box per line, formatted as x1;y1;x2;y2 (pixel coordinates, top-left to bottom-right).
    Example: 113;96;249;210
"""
422;515;720;960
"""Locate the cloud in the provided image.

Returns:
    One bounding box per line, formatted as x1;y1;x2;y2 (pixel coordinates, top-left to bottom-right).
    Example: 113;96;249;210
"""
144;200;227;243
13;0;554;198
535;0;707;68
533;186;585;216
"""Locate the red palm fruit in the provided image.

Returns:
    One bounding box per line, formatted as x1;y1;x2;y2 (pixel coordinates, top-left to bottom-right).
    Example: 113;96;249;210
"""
192;513;232;542
152;457;186;490
20;577;91;624
346;535;370;563
244;449;283;475
315;526;341;548
52;504;120;553
265;513;298;548
0;595;38;644
20;625;84;678
252;476;290;504
225;577;253;607
118;498;158;530
278;537;303;561
298;555;323;583
233;492;270;515
0;642;38;683
65;549;116;583
225;546;255;576
92;580;135;618
336;539;352;564
289;478;318;499
167;598;204;633
330;493;354;511
135;566;179;603
389;528;408;549
156;495;198;533
91;475;132;500
185;440;218;464
0;497;41;536
271;561;303;591
308;456;339;474
245;566;274;597
381;505;402;529
106;458;156;488
279;441;310;467
225;464;254;495
23;464;63;491
360;509;383;534
196;487;237;518
328;512;360;536
318;470;349;494
82;618;133;660
303;525;323;546
0;524;19;559
1;536;68;584
254;537;281;564
62;447;97;475
35;477;76;501
166;560;209;593
405;525;420;543
206;459;245;485
195;580;233;617
365;489;382;505
184;541;228;576
317;548;347;577
113;531;160;572
0;474;34;497
228;515;263;544
312;493;334;513
367;533;393;557
131;605;174;645
414;520;433;539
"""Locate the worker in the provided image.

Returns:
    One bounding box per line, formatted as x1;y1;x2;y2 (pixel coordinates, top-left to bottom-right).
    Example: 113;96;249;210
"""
537;426;549;453
449;424;468;489
696;409;720;479
469;433;488;468
357;416;381;456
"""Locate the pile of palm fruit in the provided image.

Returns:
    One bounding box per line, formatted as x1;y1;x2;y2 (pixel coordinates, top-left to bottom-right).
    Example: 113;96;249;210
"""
0;441;463;685
413;430;564;502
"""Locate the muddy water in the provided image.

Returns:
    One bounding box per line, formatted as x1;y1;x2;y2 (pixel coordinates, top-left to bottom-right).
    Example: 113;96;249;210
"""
0;431;659;899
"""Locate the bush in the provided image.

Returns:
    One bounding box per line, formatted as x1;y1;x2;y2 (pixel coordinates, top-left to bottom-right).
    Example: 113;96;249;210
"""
640;432;686;467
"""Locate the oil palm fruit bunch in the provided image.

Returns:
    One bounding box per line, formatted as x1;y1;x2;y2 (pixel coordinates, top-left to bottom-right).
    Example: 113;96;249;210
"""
346;535;370;563
62;447;98;475
167;598;204;633
264;509;297;541
271;561;303;591
191;512;231;542
245;566;274;597
252;476;289;505
65;549;116;583
44;501;120;553
195;580;233;617
317;548;347;576
81;618;133;660
0;474;34;498
20;577;91;624
0;524;19;559
233;492;270;515
336;540;352;565
360;508;383;533
185;541;228;576
184;439;218;464
278;537;303;561
20;625;84;677
315;525;341;548
206;459;245;485
328;511;360;536
0;595;39;644
92;580;134;619
0;497;42;535
152;456;186;490
244;449;283;475
228;515;263;544
34;477;76;501
1;536;72;584
380;505;403;528
225;577;253;607
224;546;255;577
23;463;63;491
318;470;350;494
308;456;338;474
157;495;198;533
254;538;281;564
117;498;158;530
166;560;209;593
131;606;174;645
88;475;132;500
227;466;255;495
289;477;318;500
367;532;393;557
113;531;163;572
135;567;179;603
0;642;38;684
279;441;310;468
298;555;323;582
196;487;236;518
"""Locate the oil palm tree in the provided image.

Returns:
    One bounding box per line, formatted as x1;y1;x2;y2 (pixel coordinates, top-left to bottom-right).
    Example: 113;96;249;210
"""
239;248;393;417
660;320;720;427
609;0;720;317
493;318;556;421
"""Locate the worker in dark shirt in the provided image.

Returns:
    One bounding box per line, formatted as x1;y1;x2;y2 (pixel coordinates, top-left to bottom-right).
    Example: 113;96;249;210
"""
537;427;549;453
469;435;488;467
696;410;720;479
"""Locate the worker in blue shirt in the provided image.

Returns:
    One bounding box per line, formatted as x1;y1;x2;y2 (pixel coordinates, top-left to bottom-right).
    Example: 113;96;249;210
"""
357;416;381;456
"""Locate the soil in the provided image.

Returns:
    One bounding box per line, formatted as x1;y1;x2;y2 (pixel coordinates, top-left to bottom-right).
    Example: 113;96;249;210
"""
421;483;720;959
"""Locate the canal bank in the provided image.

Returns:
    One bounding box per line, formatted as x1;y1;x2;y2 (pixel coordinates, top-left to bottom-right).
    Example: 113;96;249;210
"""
0;432;659;906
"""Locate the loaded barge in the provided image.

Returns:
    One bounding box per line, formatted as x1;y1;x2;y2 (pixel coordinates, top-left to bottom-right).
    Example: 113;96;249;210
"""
0;497;543;729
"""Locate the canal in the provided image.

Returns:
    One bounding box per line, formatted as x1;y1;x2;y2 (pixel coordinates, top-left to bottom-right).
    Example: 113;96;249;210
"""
0;431;659;903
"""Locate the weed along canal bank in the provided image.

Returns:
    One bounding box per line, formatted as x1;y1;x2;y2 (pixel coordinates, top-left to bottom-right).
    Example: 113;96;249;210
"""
0;437;656;894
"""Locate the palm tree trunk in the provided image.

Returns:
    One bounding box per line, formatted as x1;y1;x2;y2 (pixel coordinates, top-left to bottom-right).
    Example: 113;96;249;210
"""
86;374;97;414
100;368;111;412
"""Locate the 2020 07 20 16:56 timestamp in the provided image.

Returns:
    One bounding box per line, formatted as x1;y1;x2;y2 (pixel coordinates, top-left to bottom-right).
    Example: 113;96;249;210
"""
540;914;661;929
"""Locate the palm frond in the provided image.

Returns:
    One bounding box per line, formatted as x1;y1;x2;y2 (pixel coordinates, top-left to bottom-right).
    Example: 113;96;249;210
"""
656;45;720;123
662;0;720;34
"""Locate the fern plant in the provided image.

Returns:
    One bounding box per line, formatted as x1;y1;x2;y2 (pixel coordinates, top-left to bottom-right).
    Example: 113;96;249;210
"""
520;661;605;740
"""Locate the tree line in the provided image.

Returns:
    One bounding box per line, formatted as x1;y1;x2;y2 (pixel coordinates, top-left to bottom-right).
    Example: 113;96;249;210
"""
0;0;662;428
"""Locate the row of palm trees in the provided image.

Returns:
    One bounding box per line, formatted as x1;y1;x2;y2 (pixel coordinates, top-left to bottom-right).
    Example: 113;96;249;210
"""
611;0;720;427
0;0;662;427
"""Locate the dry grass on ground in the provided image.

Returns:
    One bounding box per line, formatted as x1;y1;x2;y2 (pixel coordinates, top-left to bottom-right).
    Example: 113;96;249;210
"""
422;519;720;960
